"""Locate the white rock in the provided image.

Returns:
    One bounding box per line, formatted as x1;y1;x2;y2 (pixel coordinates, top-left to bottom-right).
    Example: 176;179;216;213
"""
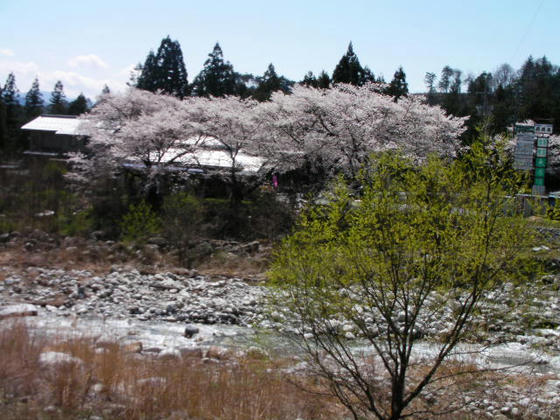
39;351;83;366
0;304;38;319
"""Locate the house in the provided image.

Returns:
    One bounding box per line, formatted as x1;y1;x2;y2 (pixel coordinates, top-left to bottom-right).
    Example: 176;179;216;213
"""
21;115;88;156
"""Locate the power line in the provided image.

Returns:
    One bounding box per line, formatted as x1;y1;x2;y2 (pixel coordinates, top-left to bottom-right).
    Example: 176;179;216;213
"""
510;0;545;64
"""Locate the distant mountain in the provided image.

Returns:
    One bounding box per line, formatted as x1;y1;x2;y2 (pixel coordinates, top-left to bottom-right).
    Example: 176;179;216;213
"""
16;91;83;106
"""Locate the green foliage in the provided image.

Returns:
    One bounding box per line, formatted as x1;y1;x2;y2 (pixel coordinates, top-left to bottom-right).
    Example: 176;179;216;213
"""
191;43;238;97
120;201;161;244
58;209;93;237
136;36;189;98
385;66;408;100
253;64;293;101
269;142;538;419
67;93;89;115
49;81;67;114
24;77;43;120
548;198;560;221
332;42;375;86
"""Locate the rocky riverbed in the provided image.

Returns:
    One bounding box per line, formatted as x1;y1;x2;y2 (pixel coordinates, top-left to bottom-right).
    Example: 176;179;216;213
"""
1;247;560;418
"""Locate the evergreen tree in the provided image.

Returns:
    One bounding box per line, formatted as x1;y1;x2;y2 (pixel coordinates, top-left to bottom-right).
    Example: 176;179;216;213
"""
0;86;7;151
68;93;89;115
136;51;157;91
24;77;44;120
49;81;67;114
424;72;437;105
438;65;454;93
233;73;259;98
101;84;111;95
137;36;189;98
253;64;293;101
192;43;237;97
317;70;331;89
301;71;318;88
2;73;22;150
2;73;19;107
332;42;371;86
385;66;408;100
443;70;464;116
362;66;377;84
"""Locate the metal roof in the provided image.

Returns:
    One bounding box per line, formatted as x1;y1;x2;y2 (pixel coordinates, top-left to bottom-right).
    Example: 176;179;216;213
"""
21;115;88;136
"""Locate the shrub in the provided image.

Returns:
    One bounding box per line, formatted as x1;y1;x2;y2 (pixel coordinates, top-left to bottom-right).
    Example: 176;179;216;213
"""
120;201;161;244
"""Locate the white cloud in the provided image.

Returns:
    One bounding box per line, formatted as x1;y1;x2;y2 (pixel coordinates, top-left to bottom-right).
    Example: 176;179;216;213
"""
0;59;126;99
46;70;125;98
0;49;15;57
68;54;109;69
0;60;39;78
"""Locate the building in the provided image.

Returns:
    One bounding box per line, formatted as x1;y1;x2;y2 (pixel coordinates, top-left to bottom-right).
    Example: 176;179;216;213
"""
21;115;88;157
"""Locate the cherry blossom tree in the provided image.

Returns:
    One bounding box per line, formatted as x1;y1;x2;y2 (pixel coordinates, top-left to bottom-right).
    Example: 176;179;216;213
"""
70;84;466;205
257;83;466;178
70;89;204;190
182;95;269;206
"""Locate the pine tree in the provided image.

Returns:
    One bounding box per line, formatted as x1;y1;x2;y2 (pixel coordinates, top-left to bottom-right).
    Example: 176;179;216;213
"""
424;72;437;105
24;77;44;119
101;84;111;95
2;73;19;107
0;86;7;151
253;64;293;101
192;43;237;97
68;93;89;115
438;66;454;93
301;71;318;88
385;66;408;101
2;73;22;150
136;51;157;91
332;42;371;86
317;71;331;89
49;81;67;114
137;36;189;98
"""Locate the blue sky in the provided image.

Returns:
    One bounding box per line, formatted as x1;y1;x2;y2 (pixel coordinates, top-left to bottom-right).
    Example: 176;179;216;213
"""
1;0;559;99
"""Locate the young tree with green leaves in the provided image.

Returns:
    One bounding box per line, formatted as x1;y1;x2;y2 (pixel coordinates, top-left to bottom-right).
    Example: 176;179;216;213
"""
269;138;538;420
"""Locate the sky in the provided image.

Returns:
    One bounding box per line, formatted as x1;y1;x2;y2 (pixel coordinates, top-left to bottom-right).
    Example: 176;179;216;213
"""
1;0;559;100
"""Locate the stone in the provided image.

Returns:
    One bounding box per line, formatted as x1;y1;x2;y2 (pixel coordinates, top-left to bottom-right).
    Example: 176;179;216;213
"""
39;351;83;366
205;346;231;360
0;304;38;320
123;341;143;353
184;325;200;338
157;348;181;360
180;347;203;359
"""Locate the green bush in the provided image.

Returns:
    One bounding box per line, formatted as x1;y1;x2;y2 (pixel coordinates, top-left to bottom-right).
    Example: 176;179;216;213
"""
58;209;93;237
548;198;560;221
120;201;161;244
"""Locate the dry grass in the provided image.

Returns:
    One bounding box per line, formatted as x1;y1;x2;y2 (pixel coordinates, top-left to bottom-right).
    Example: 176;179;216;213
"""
0;321;342;419
197;251;269;280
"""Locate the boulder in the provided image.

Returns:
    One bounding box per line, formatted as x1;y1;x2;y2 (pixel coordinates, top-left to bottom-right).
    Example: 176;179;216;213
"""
0;304;38;320
184;325;200;338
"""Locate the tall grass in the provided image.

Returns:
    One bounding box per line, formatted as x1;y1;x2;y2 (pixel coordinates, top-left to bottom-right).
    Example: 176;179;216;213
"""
0;321;340;419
